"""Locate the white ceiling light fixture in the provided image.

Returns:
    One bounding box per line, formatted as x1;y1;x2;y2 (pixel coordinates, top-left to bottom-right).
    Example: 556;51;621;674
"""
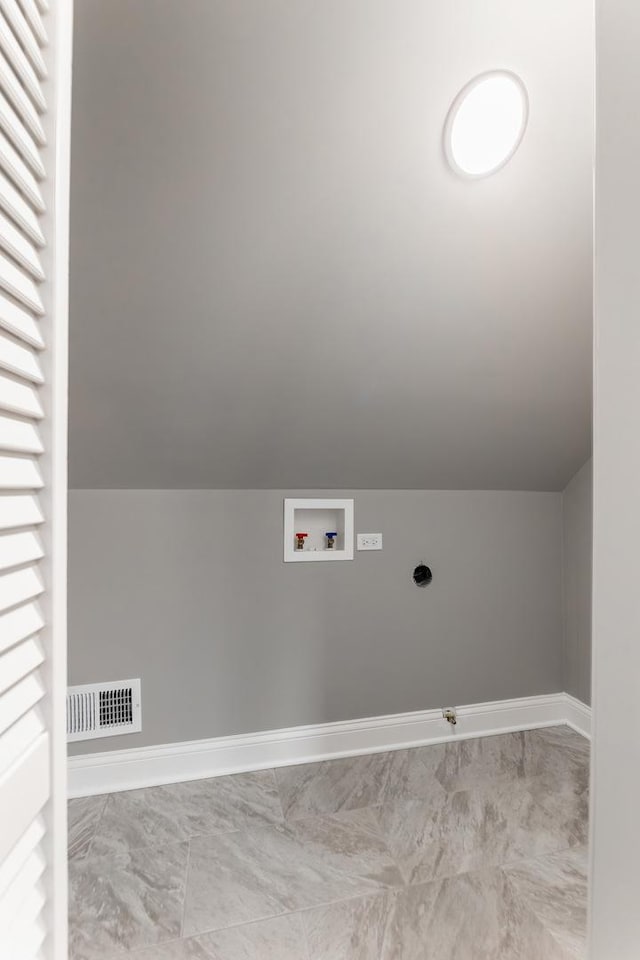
444;70;529;179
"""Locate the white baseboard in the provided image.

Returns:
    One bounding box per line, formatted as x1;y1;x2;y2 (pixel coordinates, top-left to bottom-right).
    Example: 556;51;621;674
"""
563;692;592;739
67;692;591;798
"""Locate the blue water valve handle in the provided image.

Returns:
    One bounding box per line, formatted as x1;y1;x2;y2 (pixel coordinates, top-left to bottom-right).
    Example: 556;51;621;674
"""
325;531;338;548
325;532;338;538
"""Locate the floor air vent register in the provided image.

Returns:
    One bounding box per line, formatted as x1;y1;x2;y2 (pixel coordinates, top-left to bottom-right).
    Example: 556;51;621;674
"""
66;679;142;742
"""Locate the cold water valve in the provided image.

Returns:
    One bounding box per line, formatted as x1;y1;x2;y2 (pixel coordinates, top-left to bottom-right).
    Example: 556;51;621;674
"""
325;532;337;549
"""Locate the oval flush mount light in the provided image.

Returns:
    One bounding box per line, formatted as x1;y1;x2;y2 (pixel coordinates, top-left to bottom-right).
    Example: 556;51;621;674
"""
444;70;528;179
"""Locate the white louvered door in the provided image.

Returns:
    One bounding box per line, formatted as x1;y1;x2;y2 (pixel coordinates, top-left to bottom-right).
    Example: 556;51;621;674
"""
0;0;71;958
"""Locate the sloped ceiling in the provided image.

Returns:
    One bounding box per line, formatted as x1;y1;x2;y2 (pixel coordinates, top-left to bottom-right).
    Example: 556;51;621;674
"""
69;0;592;490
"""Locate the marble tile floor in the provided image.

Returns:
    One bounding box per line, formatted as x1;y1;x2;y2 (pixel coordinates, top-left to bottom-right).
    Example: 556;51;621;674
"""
68;725;590;960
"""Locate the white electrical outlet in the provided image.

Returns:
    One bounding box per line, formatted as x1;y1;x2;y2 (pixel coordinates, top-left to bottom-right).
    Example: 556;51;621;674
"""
357;533;383;551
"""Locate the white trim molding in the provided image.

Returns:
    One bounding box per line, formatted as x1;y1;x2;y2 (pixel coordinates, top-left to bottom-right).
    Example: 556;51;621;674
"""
68;692;591;798
563;693;592;739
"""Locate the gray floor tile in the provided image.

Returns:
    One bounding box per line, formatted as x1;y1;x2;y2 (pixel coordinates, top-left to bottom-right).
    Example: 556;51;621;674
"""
419;731;527;793
380;746;448;805
275;753;395;820
113;913;308;959
526;768;589;848
68;841;189;959
276;746;447;822
68;728;590;959
527;724;590;756
523;726;590;850
504;845;589;959
182;807;403;936
303;866;572;960
68;795;108;862
91;769;283;856
524;726;590;784
374;776;579;886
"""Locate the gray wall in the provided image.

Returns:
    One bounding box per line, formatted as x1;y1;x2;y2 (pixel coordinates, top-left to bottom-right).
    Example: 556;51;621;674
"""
69;0;593;492
561;459;592;705
68;489;563;755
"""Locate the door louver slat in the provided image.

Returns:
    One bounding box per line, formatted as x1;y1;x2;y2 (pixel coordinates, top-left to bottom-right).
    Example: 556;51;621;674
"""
0;565;43;611
0;0;68;955
0;130;45;212
0;638;43;694
0;331;43;381
0;414;43;453
0;294;43;347
14;0;47;47
0;50;45;141
0;331;43;382
0;249;44;312
0;810;46;958
0;817;44;898
9;883;46;948
0;847;45;929
0;1;47;80
0;707;45;775
0;494;43;530
0;673;44;733
0;529;43;570
0;454;42;489
0;209;44;278
0;734;49;862
0;169;46;245
0;374;42;419
0;602;44;654
0;90;45;177
0;12;46;112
